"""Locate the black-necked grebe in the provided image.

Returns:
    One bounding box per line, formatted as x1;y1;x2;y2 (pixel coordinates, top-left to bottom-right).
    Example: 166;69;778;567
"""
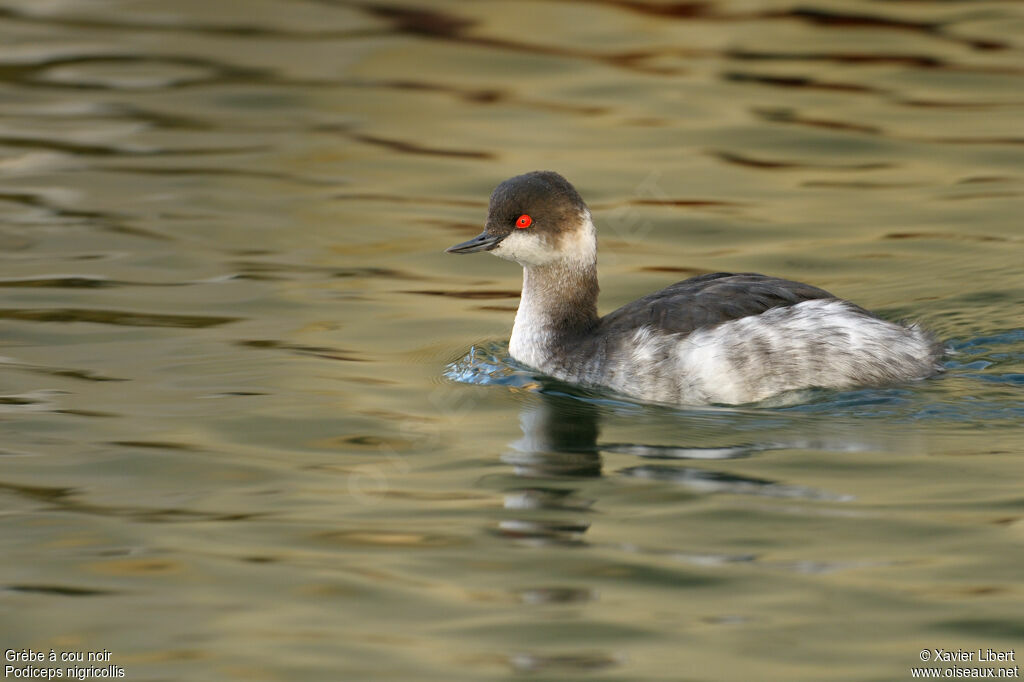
446;171;944;405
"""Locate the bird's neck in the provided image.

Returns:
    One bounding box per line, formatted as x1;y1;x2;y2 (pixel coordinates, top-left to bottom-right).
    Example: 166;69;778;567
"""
509;260;599;367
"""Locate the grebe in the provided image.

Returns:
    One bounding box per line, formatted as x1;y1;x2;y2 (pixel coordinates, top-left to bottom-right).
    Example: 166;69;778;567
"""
446;171;944;405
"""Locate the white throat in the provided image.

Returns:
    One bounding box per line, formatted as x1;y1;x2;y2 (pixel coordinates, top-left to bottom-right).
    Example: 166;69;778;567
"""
507;211;598;369
492;210;597;268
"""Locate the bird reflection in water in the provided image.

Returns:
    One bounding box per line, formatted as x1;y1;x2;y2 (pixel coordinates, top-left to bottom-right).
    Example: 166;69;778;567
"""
494;385;860;547
495;391;600;546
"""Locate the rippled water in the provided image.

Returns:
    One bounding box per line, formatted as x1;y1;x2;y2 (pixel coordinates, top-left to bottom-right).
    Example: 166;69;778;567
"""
1;1;1022;680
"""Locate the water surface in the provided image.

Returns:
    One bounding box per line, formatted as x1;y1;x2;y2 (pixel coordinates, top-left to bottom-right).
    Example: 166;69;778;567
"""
1;1;1023;680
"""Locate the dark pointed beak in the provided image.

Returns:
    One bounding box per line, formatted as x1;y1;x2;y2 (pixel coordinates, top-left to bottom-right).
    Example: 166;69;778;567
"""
445;231;506;254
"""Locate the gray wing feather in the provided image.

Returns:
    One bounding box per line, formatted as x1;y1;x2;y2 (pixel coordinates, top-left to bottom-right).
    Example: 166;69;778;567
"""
598;272;842;336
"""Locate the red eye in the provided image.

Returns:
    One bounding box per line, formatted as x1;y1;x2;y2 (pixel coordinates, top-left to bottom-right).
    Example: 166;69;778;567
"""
516;214;532;229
